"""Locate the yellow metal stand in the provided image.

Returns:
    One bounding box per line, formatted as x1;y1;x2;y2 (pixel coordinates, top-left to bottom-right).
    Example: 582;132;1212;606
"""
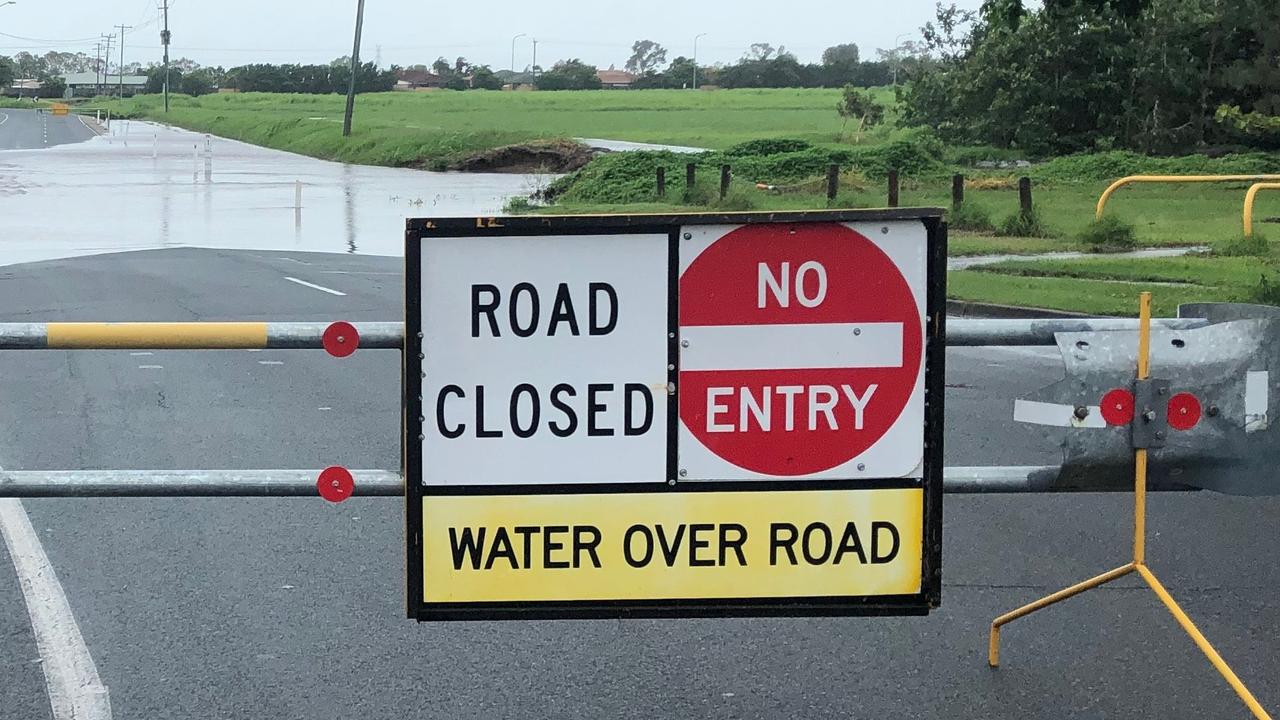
988;292;1273;720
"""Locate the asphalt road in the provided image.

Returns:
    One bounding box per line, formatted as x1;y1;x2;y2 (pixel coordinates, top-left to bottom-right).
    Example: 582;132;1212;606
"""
0;248;1276;719
0;107;97;150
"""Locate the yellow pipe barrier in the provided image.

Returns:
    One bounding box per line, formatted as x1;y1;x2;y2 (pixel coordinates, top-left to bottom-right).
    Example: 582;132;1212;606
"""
988;291;1273;720
1243;183;1280;237
46;322;269;349
1095;175;1280;221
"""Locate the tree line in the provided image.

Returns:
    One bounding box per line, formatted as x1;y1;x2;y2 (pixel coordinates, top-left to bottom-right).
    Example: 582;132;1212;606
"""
620;40;897;89
902;0;1280;154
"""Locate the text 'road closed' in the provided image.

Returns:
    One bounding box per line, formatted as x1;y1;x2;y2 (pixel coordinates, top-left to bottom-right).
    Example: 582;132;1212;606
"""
421;488;923;603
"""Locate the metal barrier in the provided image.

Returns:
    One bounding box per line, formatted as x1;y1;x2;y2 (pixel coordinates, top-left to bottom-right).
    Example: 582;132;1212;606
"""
0;318;1205;350
1095;174;1280;220
1243;182;1280;237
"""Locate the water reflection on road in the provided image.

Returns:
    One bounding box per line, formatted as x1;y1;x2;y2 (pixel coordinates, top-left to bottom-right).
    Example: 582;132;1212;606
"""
0;119;550;267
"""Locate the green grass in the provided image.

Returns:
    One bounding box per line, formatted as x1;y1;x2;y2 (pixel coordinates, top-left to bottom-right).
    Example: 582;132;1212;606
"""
105;88;902;167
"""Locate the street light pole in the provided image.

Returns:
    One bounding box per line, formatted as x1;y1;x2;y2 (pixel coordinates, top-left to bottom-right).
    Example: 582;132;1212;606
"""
692;33;706;90
510;33;526;73
891;32;911;86
342;0;366;138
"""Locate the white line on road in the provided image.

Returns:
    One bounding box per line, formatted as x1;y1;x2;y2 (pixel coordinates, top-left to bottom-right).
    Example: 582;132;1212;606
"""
283;276;346;296
129;352;153;356
0;113;8;127
137;365;163;370
0;492;113;720
319;271;400;276
258;360;284;366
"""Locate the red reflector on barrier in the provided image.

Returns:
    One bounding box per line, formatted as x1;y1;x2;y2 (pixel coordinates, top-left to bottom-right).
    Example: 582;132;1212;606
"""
1167;392;1202;431
318;466;354;503
1101;388;1135;426
323;322;359;357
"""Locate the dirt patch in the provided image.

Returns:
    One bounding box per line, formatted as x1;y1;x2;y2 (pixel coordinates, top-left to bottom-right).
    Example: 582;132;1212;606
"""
449;139;595;174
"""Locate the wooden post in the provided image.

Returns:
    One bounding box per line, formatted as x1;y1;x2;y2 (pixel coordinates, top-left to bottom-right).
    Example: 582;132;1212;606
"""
826;164;839;201
686;163;696;192
656;167;666;198
888;169;900;208
720;164;731;200
1018;176;1033;215
952;174;965;206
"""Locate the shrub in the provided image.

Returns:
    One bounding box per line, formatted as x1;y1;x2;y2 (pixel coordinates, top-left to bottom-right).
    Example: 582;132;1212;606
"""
947;202;995;232
1252;273;1280;306
1216;233;1269;257
504;196;534;214
997;208;1051;238
1078;215;1138;252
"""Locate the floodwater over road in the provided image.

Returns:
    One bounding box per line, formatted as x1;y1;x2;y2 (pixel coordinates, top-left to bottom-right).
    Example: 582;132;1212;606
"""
0;118;550;267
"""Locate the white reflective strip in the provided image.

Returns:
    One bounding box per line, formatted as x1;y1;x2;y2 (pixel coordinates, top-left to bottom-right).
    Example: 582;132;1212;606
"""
1013;399;1107;428
1245;370;1269;433
680;322;903;371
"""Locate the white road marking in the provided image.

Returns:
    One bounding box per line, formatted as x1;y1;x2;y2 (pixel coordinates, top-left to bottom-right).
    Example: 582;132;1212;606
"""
245;349;263;353
0;492;113;720
318;407;333;411
319;271;399;276
129;352;153;356
137;365;163;370
0;112;8;127
258;360;284;366
283;276;346;296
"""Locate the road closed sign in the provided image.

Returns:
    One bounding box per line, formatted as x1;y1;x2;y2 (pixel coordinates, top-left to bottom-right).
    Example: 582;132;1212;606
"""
406;211;944;620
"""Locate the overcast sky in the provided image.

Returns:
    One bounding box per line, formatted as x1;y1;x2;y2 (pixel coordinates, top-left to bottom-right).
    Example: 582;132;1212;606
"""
0;0;982;71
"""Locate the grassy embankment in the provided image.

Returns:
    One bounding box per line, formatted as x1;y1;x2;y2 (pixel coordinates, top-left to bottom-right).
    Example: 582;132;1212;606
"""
98;89;1280;315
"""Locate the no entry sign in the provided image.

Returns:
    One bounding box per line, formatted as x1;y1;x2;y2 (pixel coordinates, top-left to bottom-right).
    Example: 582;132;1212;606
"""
405;211;944;621
679;223;926;479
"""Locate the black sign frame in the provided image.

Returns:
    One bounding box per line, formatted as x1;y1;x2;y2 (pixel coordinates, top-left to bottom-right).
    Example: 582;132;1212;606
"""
405;209;946;621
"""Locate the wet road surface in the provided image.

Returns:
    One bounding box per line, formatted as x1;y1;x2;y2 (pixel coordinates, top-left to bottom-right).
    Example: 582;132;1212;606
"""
0;122;1277;720
0;108;97;151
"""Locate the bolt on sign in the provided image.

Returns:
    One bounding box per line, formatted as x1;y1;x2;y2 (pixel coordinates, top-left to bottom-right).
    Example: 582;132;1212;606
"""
405;210;945;620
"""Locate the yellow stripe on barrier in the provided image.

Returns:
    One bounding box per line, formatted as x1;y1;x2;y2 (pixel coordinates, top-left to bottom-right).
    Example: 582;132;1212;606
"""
1243;183;1280;238
46;322;269;349
1096;175;1280;221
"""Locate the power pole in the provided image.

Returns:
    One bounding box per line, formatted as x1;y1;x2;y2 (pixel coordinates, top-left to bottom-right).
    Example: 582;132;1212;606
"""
531;38;538;78
160;0;170;112
94;43;101;92
341;0;366;137
116;24;132;98
101;34;114;97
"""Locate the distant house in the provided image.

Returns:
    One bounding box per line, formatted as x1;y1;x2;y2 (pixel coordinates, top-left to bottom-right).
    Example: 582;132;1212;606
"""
61;72;148;97
596;69;636;89
5;79;42;97
395;69;447;91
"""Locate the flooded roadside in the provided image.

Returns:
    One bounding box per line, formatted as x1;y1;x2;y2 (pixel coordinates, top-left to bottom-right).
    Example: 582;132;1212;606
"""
0;119;551;268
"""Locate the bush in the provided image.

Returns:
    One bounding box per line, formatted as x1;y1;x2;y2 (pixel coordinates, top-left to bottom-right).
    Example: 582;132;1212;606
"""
1252;273;1280;306
1078;215;1138;252
504;196;534;214
997;208;1050;238
1033;150;1280;183
947;201;995;232
1216;232;1269;257
711;187;758;211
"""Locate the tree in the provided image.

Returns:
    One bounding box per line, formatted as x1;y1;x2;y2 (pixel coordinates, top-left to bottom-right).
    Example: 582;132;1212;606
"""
470;65;503;90
625;40;668;75
748;43;780;61
536;59;602;90
821;43;860;67
0;57;13;89
144;65;181;94
837;85;886;142
180;68;216;96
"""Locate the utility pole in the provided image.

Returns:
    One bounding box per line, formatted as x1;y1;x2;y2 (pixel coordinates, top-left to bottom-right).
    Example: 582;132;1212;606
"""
341;0;366;137
531;38;538;78
101;34;114;97
116;24;132;98
510;33;526;73
94;42;101;92
160;0;171;112
693;33;707;90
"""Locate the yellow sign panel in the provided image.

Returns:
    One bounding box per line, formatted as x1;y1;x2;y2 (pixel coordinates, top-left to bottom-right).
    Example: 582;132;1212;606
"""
51;103;70;116
422;488;922;603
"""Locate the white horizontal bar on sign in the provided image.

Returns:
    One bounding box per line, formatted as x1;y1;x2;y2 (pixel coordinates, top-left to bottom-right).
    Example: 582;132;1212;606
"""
680;322;903;372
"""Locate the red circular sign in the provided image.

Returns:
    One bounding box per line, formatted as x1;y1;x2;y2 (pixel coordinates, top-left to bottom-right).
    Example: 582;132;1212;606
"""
1167;392;1202;431
317;466;354;503
679;223;922;475
1100;388;1135;426
323;321;359;358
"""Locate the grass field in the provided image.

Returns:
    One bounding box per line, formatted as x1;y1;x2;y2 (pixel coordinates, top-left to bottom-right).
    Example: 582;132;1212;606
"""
105;89;908;167
95;88;1280;316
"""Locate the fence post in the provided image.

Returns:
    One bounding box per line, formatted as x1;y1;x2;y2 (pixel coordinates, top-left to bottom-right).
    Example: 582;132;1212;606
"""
656;167;666;198
826;164;839;201
720;164;731;200
888;168;900;208
952;174;965;205
1019;177;1033;215
686;163;696;195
